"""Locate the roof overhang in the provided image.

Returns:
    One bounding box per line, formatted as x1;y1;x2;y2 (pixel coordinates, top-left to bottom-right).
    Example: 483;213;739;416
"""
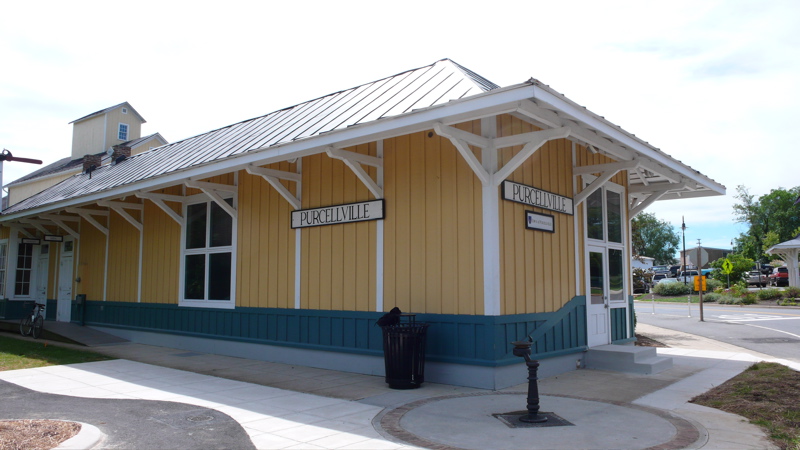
1;80;724;223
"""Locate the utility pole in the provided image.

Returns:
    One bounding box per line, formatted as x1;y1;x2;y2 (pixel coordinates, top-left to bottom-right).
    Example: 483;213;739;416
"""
697;239;704;322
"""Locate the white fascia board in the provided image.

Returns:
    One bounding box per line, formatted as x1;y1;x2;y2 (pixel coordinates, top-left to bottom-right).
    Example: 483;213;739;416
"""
532;85;726;196
0;83;538;222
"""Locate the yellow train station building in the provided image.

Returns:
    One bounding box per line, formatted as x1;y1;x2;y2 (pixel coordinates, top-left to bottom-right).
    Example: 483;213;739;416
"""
0;60;724;388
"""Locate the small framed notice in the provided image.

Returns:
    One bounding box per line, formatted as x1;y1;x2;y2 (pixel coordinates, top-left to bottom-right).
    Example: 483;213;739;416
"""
44;235;64;242
525;211;555;233
21;238;41;245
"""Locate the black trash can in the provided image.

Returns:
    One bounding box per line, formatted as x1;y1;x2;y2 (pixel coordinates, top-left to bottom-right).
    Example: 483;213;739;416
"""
381;319;429;389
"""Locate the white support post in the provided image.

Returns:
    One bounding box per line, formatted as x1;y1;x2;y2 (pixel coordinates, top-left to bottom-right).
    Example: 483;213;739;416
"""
434;120;572;316
481;118;501;316
376;140;384;312
294;159;302;309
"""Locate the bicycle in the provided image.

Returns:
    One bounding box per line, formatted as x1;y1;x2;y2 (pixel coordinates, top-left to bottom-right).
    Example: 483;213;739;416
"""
19;302;45;339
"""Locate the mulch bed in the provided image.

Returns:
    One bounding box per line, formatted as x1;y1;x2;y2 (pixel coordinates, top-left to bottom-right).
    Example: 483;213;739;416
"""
0;419;80;450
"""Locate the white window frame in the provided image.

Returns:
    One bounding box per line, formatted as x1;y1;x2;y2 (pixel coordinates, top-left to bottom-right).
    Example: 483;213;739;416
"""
0;239;7;299
121;107;128;114
585;180;628;304
179;194;237;309
13;241;35;299
118;122;129;141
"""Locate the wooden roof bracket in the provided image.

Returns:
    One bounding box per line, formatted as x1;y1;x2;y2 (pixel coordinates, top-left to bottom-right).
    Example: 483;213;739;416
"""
573;159;640;206
325;147;383;199
41;214;80;240
98;200;144;232
135;192;184;225
628;181;686;217
245;164;302;210
17;219;50;236
184;180;237;219
433;122;570;187
66;207;109;235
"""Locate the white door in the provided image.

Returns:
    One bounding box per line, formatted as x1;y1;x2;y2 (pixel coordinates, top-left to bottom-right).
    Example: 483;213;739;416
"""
587;245;610;347
57;240;74;322
35;244;49;303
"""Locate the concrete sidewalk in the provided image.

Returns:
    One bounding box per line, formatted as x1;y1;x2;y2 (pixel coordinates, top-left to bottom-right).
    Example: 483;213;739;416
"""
1;325;797;449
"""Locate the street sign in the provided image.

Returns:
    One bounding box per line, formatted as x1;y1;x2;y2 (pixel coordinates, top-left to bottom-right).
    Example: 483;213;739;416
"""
721;258;733;275
693;275;707;291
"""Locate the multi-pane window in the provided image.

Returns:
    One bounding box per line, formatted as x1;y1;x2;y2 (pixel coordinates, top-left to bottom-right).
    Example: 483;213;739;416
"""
118;123;129;141
182;198;234;306
14;243;33;296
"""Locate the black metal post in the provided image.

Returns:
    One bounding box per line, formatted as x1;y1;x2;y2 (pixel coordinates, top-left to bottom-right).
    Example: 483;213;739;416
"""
681;216;687;286
512;340;547;423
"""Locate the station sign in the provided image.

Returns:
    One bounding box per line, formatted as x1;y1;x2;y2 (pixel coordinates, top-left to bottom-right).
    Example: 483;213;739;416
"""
502;180;573;215
291;199;384;229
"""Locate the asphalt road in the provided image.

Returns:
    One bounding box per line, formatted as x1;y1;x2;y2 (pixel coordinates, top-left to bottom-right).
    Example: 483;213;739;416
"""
634;300;800;363
0;380;256;449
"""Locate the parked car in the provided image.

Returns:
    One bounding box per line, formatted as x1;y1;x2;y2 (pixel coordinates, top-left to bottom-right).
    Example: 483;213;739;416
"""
656;277;679;284
652;273;667;283
677;270;699;284
769;267;789;287
746;270;767;287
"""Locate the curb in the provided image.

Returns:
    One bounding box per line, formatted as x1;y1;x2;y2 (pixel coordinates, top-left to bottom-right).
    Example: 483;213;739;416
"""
56;422;105;450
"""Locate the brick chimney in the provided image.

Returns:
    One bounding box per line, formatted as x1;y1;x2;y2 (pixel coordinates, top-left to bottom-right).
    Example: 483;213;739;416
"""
83;154;101;173
111;145;131;162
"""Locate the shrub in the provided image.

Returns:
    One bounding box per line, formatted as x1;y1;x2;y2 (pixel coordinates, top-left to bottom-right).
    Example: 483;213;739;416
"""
706;278;724;292
652;281;692;296
716;295;740;304
784;286;800;299
741;293;758;305
757;288;784;301
703;292;722;302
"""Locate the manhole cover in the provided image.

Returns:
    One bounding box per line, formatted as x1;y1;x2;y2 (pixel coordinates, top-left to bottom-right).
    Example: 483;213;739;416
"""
187;415;214;422
493;411;574;428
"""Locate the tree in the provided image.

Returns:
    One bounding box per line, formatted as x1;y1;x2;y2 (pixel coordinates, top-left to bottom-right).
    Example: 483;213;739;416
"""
709;253;753;287
733;185;800;262
631;212;680;265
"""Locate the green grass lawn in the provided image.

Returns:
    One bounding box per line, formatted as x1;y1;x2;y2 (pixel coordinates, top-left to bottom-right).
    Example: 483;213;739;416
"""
692;362;800;449
0;334;113;371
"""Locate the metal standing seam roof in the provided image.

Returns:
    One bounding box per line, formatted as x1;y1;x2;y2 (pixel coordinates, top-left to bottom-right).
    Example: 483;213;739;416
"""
2;58;724;218
3;59;498;215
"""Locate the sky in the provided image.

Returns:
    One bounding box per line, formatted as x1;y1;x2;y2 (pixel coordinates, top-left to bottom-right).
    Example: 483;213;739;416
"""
1;0;798;253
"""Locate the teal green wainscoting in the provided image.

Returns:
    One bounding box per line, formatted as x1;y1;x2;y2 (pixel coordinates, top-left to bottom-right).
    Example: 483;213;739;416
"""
0;299;56;320
79;295;587;367
610;296;635;343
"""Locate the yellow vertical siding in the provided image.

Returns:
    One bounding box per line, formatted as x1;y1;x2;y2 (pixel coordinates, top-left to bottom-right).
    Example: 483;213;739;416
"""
300;145;377;311
77;217;107;301
384;125;484;315
497;115;577;314
106;207;141;302
141;187;181;304
236;164;296;309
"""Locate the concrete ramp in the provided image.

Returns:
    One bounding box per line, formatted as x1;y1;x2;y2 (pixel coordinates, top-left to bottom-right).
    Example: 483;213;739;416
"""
585;345;672;374
0;320;129;347
43;322;129;346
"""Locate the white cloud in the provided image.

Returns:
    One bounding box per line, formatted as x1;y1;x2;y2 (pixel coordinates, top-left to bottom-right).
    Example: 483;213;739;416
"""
0;0;797;249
